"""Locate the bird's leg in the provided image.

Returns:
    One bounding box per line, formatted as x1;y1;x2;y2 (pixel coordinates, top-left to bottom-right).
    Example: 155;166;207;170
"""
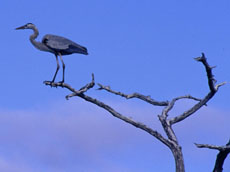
59;53;65;83
52;54;60;82
43;55;60;87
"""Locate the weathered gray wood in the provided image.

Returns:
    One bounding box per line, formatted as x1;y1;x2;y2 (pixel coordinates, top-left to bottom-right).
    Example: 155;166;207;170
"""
44;53;226;172
195;140;230;172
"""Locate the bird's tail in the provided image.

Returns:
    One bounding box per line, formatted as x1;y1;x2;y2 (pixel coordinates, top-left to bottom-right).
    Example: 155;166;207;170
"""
70;45;88;55
81;46;88;55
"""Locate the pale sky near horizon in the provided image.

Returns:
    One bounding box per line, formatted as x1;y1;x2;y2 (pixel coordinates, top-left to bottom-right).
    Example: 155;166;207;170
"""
0;0;230;171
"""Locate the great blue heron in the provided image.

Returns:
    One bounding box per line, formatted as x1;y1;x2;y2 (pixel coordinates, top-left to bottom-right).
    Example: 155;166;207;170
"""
16;23;88;83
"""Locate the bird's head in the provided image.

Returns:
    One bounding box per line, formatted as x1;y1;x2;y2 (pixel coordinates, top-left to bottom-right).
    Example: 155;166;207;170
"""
15;23;35;30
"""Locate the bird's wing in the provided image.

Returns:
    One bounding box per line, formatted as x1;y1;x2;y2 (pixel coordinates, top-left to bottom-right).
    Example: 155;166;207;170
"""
42;34;88;55
42;34;78;50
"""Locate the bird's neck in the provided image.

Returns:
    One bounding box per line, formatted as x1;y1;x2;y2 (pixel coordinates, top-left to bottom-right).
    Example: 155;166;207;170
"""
29;26;39;45
28;26;54;53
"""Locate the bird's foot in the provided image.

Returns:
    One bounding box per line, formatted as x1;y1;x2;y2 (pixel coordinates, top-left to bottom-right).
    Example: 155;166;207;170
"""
43;80;57;88
57;81;64;87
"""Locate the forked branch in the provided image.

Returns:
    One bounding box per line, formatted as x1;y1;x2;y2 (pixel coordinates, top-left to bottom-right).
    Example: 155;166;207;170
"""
195;140;230;172
44;73;95;99
161;95;203;118
169;53;226;125
44;74;171;147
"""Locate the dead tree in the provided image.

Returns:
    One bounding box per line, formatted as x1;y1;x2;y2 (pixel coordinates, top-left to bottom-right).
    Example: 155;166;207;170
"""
195;140;230;172
44;53;226;172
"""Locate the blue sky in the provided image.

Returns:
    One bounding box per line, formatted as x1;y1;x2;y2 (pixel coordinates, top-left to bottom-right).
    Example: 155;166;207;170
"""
0;0;230;171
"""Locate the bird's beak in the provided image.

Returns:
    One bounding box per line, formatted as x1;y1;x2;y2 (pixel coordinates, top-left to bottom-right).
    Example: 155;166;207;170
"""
15;25;26;30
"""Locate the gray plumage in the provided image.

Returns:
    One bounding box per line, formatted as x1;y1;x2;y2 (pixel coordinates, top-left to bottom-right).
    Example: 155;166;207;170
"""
16;23;88;83
42;34;88;55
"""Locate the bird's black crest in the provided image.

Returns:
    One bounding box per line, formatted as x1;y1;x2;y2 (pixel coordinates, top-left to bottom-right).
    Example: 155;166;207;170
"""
27;23;34;25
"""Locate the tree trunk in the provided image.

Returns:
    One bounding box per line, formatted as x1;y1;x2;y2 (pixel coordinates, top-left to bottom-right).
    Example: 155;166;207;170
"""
171;145;185;172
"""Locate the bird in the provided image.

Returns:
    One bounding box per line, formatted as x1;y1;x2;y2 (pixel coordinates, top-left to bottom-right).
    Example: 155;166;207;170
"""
16;23;88;83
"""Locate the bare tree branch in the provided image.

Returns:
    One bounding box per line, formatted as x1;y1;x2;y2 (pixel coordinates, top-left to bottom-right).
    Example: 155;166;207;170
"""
156;95;204;145
161;95;203;118
44;73;95;99
195;140;230;172
195;143;230;152
169;92;213;124
43;53;226;172
194;52;216;92
169;53;226;125
215;82;227;90
44;74;171;148
97;84;169;106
